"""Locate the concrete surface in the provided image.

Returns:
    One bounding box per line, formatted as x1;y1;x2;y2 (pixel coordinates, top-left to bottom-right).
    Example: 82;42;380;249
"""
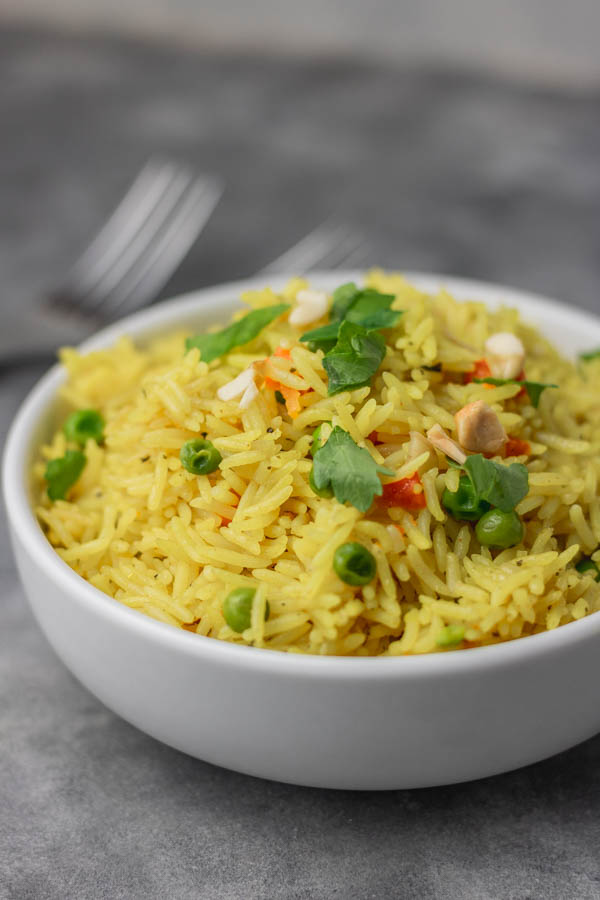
1;26;600;900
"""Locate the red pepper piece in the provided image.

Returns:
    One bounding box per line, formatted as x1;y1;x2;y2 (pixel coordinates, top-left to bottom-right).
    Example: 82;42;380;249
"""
378;473;427;510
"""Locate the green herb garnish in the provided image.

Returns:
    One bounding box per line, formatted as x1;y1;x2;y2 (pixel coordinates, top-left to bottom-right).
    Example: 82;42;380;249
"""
322;322;386;395
186;304;290;363
300;283;402;352
44;450;86;501
473;377;557;408
311;426;393;512
462;454;529;513
579;349;600;362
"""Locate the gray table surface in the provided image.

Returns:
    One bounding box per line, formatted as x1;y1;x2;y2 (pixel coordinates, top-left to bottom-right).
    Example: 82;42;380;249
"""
2;25;600;900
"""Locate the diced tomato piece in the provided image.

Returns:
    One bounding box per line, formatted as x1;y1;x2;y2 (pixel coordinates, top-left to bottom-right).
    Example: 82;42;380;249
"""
378;473;427;510
464;359;492;384
504;437;531;457
274;346;291;359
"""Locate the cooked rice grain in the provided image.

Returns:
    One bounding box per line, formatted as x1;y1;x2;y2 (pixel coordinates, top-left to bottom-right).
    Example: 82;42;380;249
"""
34;271;600;655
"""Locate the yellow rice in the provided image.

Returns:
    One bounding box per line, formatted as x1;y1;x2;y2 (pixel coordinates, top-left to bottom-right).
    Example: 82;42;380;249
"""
34;271;600;655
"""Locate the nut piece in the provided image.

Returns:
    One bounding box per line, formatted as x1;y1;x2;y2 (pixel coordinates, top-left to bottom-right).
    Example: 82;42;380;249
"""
289;289;329;327
217;365;259;409
455;400;507;454
407;430;431;461
484;332;525;380
426;424;467;465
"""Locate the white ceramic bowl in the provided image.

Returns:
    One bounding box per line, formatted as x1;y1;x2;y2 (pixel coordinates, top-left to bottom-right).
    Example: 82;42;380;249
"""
4;272;600;790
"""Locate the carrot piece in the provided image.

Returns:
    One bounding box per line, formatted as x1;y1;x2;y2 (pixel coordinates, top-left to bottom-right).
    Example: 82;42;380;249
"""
464;359;492;384
279;384;302;418
274;346;291;359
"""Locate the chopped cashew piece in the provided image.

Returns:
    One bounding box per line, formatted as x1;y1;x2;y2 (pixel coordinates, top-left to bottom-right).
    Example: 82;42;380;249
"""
484;332;525;380
407;430;431;461
289;289;329;327
217;365;258;407
238;380;259;410
455;400;507;454
426;424;467;465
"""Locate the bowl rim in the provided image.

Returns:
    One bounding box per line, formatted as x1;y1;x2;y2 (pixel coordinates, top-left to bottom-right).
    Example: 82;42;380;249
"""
5;269;600;679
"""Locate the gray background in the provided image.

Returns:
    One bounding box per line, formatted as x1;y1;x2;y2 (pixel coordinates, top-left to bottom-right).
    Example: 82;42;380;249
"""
2;21;600;900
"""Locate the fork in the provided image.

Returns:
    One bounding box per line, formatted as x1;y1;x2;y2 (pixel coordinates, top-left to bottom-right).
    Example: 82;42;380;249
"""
259;220;371;276
0;160;223;367
1;210;368;368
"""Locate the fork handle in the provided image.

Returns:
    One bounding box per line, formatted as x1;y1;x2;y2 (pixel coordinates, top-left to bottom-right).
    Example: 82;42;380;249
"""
0;305;90;368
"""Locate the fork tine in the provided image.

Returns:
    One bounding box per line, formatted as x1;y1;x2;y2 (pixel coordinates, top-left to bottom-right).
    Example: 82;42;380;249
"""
86;177;223;318
305;229;367;272
71;167;199;313
260;221;361;276
59;160;186;302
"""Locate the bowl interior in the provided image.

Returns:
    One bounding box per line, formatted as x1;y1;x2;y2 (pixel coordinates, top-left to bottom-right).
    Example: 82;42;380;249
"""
5;270;600;672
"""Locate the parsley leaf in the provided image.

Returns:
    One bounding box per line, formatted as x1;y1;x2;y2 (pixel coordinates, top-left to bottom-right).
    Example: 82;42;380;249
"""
299;322;340;353
580;348;600;362
463;454;529;513
44;449;86;501
300;284;402;351
473;377;557;408
312;426;393;512
186;304;289;363
330;282;360;320
343;289;401;330
323;322;386;395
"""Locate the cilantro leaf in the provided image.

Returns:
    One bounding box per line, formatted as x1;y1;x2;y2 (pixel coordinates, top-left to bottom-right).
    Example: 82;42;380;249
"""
330;282;360;320
463;454;529;513
323;322;386;395
312;426;393;512
580;348;600;362
186;304;289;363
473;377;557;408
344;290;402;330
299;322;340;353
300;285;402;351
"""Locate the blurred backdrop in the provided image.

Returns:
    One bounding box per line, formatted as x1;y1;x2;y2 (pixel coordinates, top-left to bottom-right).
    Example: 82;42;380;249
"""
3;6;600;900
2;0;600;319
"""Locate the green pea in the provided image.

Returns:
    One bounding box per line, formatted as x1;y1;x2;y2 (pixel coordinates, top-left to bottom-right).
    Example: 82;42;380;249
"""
333;542;376;586
310;422;332;458
223;587;270;633
180;438;222;475
575;558;600;582
476;509;523;549
436;624;465;648
442;476;490;522
63;409;104;445
44;449;86;501
309;467;334;499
